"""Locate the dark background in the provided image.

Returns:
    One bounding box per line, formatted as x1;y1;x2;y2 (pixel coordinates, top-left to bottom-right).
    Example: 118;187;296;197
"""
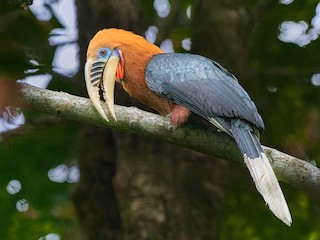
0;0;319;239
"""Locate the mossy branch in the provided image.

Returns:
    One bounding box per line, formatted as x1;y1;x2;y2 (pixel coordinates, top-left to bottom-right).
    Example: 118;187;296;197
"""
17;83;320;195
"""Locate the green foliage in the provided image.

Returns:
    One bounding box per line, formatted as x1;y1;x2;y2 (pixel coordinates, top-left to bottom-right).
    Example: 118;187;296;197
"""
0;122;79;239
249;0;320;162
223;1;320;238
0;1;78;238
0;1;60;78
221;177;320;240
7;0;33;9
7;0;33;6
1;0;320;239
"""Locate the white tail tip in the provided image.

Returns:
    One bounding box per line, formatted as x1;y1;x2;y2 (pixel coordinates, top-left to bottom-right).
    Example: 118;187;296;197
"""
244;153;292;226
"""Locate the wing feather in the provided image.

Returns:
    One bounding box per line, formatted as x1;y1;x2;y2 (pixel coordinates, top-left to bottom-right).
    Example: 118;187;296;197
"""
145;53;264;131
145;53;292;225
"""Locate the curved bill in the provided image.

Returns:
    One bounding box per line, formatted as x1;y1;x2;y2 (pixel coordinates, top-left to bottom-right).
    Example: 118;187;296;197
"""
84;55;119;122
101;56;118;121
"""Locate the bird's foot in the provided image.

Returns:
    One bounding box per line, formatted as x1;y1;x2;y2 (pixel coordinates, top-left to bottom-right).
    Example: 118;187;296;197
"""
169;105;191;128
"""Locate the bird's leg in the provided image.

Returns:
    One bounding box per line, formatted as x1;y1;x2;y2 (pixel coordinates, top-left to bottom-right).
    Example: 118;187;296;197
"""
169;104;191;128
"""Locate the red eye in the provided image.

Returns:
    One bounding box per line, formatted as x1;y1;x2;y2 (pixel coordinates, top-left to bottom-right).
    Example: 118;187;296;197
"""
99;48;107;57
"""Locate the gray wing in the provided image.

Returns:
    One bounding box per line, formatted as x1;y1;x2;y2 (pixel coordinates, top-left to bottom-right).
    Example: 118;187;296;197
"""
145;53;265;133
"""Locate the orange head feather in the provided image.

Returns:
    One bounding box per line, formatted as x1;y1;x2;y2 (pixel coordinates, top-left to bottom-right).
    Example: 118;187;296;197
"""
87;28;172;115
87;28;162;59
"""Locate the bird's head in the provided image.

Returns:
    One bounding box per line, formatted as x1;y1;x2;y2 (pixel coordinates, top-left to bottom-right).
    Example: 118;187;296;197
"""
85;28;162;122
85;29;127;122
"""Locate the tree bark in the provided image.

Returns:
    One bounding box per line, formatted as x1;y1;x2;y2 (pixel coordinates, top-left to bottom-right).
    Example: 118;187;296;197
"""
73;1;142;238
17;83;320;196
72;125;122;240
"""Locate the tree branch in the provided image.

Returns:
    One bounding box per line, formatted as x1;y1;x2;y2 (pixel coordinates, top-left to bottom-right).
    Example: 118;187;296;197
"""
17;83;320;195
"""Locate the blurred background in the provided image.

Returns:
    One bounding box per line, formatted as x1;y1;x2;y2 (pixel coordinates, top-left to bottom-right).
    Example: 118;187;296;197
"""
0;0;320;239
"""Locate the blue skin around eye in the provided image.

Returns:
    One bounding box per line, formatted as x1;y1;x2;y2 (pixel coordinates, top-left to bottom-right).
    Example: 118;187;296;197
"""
111;49;120;58
98;48;121;61
98;47;111;59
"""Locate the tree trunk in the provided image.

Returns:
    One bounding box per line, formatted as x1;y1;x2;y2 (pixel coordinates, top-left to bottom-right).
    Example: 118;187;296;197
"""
73;0;141;239
192;0;250;78
73;0;263;239
72;125;122;239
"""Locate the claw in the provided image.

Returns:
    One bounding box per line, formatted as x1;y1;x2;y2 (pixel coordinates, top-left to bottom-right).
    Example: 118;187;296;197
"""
165;113;172;118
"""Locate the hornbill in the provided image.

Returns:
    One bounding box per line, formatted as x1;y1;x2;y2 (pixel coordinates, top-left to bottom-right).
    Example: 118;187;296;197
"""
84;28;292;225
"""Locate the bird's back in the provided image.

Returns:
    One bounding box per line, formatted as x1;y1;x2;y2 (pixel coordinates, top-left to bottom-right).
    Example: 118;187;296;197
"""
146;53;264;132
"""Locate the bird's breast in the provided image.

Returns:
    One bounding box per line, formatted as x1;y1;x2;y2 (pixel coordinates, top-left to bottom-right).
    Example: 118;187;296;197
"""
121;77;172;116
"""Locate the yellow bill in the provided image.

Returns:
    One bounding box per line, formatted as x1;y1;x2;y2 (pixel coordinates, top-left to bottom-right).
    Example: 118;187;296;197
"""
84;55;120;122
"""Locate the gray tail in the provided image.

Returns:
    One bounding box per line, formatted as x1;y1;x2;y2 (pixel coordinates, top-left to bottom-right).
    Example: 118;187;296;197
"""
232;121;292;226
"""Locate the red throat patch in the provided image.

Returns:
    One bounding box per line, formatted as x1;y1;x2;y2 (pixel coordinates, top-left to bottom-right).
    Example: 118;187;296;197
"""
116;50;125;82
